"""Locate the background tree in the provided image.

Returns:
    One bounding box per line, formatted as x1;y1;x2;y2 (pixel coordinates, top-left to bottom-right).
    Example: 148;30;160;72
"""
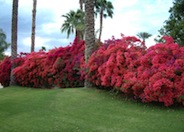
95;0;114;40
157;0;184;45
0;29;10;60
85;0;95;88
10;0;19;86
31;0;37;52
137;32;152;43
61;9;85;41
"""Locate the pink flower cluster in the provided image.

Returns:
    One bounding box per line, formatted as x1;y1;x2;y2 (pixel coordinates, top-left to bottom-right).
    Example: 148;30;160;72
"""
13;38;85;88
88;36;184;106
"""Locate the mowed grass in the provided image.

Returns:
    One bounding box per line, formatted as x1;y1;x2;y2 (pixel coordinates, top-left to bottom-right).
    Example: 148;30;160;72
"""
0;86;183;132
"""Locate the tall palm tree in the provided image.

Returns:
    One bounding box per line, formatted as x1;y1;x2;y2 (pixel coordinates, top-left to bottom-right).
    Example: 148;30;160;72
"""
31;0;37;52
137;32;152;43
84;0;95;88
61;9;85;41
10;0;19;86
95;0;114;40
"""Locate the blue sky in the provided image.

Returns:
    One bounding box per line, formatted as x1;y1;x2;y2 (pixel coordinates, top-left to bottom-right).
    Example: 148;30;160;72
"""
0;0;173;55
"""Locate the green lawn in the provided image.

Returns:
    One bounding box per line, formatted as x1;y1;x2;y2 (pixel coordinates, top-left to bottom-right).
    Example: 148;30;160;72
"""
0;86;183;132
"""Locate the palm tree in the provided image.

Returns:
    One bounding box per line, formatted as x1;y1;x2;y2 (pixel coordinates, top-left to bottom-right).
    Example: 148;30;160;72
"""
137;32;152;43
61;9;85;41
95;0;114;40
84;0;95;88
10;0;19;86
31;0;37;52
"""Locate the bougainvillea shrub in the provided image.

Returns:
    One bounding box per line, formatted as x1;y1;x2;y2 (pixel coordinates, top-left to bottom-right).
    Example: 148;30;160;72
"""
0;53;26;87
13;51;48;87
131;36;184;106
1;35;183;106
88;36;184;106
87;36;146;89
13;38;85;88
0;57;11;87
46;38;85;88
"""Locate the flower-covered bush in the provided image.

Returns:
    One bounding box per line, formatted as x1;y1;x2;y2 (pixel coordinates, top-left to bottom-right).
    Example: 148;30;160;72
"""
87;36;146;89
131;36;184;106
0;53;27;87
45;38;85;88
0;57;11;87
13;51;48;87
88;36;184;106
13;38;85;88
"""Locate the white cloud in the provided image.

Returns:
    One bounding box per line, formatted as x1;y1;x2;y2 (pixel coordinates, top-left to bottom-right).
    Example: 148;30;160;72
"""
19;0;78;11
146;35;158;48
100;0;173;47
4;50;10;56
22;36;50;49
113;0;138;10
41;22;60;35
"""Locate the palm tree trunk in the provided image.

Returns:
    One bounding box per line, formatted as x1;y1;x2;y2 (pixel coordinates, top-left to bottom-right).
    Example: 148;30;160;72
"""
31;0;37;52
10;0;19;86
98;10;103;41
79;0;84;11
76;30;83;42
84;0;95;88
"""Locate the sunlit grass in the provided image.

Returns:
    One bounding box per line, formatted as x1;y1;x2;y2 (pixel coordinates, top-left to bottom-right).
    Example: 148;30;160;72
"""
0;86;183;132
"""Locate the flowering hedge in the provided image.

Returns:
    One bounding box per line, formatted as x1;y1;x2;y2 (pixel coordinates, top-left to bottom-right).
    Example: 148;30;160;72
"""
0;35;183;106
13;38;85;88
87;36;184;106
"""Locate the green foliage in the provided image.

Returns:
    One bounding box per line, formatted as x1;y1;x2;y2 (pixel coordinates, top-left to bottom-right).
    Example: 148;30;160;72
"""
61;0;114;41
95;0;114;40
41;46;46;51
0;28;10;60
0;87;183;132
157;0;184;45
137;32;152;43
95;0;114;18
61;9;84;39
